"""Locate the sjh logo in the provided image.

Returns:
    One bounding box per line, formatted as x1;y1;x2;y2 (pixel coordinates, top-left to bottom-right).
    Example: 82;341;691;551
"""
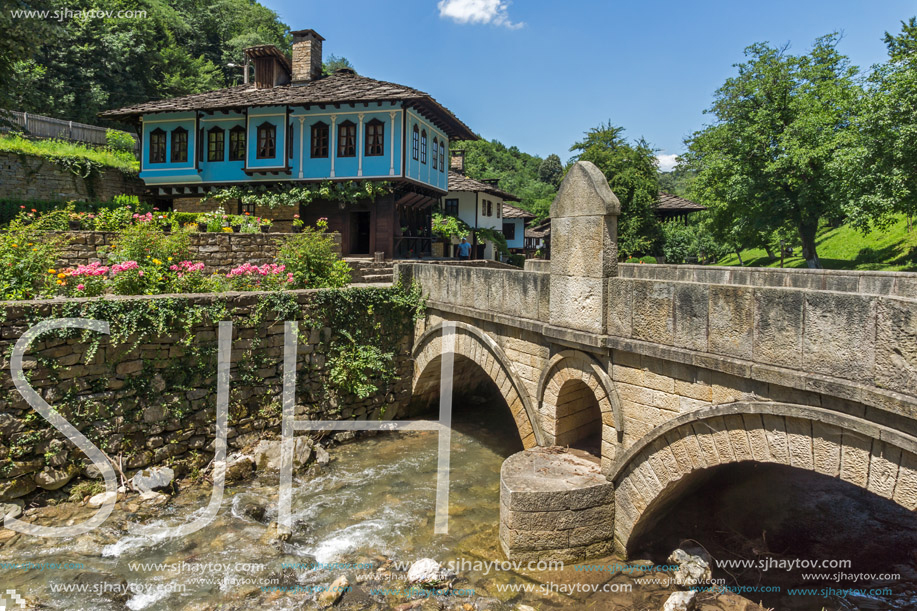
0;589;27;611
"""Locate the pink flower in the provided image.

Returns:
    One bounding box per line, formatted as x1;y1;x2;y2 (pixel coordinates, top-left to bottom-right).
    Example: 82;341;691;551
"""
111;261;140;275
76;284;85;291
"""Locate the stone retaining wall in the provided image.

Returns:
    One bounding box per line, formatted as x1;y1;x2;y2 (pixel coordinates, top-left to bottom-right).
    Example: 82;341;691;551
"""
55;231;342;272
0;288;414;503
0;151;143;202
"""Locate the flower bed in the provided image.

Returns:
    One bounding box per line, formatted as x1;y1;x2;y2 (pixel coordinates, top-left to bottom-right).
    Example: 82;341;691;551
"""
0;207;350;300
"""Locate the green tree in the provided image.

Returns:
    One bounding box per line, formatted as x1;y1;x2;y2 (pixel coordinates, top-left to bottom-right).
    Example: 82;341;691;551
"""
570;122;662;259
538;153;563;187
684;35;861;268
323;54;355;75
0;0;57;114
840;18;917;233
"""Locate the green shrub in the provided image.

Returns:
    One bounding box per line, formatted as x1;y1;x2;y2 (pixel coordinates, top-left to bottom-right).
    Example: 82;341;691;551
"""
172;212;201;228
105;130;137;154
507;253;526;267
277;220;351;288
0;208;71;299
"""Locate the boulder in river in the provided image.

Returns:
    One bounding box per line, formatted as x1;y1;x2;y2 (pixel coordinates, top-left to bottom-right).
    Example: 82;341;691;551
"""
253;438;313;471
87;490;118;508
317;575;349;607
406;558;455;587
667;548;712;587
663;590;697;611
132;466;174;493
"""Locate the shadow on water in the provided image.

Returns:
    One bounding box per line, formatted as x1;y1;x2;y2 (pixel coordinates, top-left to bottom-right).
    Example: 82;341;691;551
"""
630;462;917;610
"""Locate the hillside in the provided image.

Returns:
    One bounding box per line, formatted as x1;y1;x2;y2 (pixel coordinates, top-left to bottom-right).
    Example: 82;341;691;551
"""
717;215;917;272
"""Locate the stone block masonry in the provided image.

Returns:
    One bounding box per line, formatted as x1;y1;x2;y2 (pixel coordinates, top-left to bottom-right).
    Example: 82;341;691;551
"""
0;151;143;202
0;287;415;503
54;231;342;273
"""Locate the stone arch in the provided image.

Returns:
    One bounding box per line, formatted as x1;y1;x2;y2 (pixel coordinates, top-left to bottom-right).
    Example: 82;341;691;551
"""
412;321;544;448
536;350;623;465
610;402;917;555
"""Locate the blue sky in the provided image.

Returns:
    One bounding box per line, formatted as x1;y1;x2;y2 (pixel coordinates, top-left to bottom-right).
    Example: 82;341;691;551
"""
266;0;916;170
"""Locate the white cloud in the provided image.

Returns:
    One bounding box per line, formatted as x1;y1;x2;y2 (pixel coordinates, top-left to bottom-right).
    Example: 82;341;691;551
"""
656;154;679;172
437;0;523;29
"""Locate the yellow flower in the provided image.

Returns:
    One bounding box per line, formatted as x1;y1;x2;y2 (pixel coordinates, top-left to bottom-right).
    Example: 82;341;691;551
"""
56;280;63;285
11;244;17;248
167;257;172;261
152;258;162;265
48;269;56;274
57;273;66;279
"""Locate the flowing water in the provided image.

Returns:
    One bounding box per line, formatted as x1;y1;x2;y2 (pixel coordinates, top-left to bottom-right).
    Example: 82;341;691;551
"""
4;401;917;611
0;402;673;611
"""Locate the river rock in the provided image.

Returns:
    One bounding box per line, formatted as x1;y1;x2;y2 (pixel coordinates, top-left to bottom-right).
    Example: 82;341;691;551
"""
317;575;349;607
0;502;23;520
34;465;78;490
216;455;255;482
253;438;313;471
0;477;36;502
139;490;170;506
132;466;174;492
406;558;455;587
88;490;118;508
315;445;330;465
74;571;129;603
668;548;712;587
236;496;267;522
663;591;697;611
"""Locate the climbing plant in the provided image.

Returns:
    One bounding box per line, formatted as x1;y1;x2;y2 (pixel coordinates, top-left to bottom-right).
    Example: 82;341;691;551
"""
212;180;393;209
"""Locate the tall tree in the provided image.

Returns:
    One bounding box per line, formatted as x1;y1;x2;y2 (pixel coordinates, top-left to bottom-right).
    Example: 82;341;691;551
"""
840;18;917;233
684;35;860;268
570;122;661;259
538;153;563;187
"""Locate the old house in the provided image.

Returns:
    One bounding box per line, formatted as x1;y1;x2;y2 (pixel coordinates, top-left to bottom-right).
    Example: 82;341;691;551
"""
100;29;476;259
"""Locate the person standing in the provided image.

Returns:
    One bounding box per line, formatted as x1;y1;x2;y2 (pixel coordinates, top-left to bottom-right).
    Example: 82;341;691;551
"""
457;237;471;260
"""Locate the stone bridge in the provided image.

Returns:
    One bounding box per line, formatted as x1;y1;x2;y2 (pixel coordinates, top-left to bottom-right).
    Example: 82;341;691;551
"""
395;161;917;562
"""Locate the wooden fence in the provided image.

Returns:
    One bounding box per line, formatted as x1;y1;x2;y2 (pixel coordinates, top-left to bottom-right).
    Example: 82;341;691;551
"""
0;109;139;155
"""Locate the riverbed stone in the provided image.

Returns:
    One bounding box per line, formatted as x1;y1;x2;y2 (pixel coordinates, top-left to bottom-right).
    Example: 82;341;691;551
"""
406;558;455;586
663;590;696;611
317;575;349;607
667;548;712;587
34;465;78;490
0;501;22;519
253;438;313;471
131;466;174;492
88;490;118;508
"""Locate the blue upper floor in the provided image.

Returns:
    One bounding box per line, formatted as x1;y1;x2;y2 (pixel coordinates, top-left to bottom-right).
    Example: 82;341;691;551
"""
138;103;449;192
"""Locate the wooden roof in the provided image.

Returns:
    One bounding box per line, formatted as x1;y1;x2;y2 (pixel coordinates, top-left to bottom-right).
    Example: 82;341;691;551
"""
100;71;477;140
447;171;519;201
502;203;534;219
655;192;706;212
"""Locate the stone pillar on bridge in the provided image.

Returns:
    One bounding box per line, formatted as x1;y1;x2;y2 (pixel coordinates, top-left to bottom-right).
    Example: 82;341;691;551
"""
549;161;621;335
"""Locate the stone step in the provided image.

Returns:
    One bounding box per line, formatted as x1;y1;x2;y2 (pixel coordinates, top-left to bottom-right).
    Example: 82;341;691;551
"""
361;273;393;283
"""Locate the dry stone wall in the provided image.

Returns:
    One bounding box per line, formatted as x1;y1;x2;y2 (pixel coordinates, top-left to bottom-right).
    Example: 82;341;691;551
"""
0;288;414;503
54;231;342;273
0;151;143;202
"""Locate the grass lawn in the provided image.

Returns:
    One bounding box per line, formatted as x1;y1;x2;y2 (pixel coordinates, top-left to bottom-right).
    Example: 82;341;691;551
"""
717;215;917;272
0;133;139;174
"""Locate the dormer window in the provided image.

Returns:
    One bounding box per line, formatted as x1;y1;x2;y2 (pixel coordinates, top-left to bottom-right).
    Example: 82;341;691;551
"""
207;127;225;162
338;120;356;157
256;122;276;159
149;128;166;164
432;138;438;170
412;125;419;160
229;125;245;161
420;130;427;164
311;122;329;158
365;119;384;156
171;127;188;163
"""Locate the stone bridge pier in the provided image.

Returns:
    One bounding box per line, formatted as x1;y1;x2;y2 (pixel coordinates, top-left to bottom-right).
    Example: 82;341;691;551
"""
396;160;917;563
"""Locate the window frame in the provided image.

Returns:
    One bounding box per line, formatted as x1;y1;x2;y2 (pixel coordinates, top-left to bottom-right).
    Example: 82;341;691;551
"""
444;198;459;216
207;126;225;162
256;122;276;159
229;125;246;161
170;127;188;163
412;125;419;160
365;119;384;157
432;138;438;170
310;121;329;158
503;222;516;241
420;130;427;164
439;142;445;173
337;120;356;157
149;128;166;164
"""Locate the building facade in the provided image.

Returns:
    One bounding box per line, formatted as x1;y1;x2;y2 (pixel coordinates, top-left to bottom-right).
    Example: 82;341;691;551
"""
101;29;476;259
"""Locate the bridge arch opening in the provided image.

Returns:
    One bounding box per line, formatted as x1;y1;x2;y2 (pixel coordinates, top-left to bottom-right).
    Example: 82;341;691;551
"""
626;461;917;609
553;378;601;454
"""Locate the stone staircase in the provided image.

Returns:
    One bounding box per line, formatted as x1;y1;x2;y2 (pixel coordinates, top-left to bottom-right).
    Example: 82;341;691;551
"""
345;257;394;284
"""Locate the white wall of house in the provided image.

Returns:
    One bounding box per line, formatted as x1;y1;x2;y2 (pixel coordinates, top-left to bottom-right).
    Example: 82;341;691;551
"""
502;218;525;249
440;190;504;259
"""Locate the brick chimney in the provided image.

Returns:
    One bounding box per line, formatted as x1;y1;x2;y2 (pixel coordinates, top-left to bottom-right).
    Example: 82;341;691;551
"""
450;149;465;173
291;29;324;83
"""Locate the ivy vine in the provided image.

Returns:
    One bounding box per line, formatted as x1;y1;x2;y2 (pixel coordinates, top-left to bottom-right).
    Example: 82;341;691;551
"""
212;180;393;209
